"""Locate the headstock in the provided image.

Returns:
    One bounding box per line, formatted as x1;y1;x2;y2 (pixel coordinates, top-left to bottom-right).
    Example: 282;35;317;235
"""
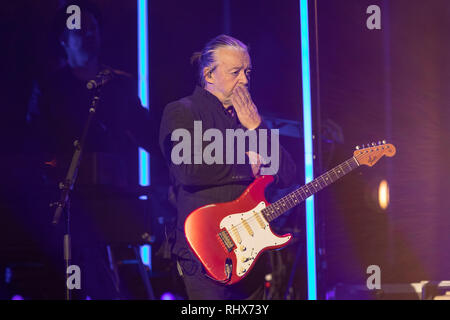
354;140;396;167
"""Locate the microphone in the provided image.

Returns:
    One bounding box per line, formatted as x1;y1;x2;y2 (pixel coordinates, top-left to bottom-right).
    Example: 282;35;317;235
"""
86;69;115;90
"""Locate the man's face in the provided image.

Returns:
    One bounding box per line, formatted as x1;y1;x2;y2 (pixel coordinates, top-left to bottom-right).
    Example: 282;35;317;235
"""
205;47;252;107
62;12;101;64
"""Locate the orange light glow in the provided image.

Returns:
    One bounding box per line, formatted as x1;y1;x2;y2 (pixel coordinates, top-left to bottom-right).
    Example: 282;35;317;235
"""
378;180;390;210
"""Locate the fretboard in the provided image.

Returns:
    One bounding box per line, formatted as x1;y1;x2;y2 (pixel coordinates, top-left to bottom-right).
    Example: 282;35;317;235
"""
262;157;360;222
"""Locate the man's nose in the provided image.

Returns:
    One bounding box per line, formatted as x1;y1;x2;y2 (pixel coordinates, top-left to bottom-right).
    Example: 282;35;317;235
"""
239;71;249;85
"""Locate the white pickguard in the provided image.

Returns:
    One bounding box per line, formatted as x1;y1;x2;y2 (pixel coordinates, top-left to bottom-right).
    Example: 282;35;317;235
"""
219;202;291;277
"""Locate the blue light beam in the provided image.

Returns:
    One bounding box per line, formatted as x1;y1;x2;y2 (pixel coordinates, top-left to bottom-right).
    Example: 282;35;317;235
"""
300;0;317;300
138;0;150;187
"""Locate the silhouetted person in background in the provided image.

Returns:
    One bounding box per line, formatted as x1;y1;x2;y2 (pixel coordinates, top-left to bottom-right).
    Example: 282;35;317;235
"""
26;1;158;299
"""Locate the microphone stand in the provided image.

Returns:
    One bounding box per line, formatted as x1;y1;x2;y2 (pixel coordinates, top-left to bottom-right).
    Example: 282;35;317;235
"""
50;76;104;300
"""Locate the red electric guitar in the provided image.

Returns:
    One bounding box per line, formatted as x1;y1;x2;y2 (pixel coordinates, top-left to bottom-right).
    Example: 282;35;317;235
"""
184;142;396;285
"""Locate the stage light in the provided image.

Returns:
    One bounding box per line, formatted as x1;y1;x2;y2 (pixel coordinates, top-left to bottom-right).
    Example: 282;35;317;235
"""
140;244;152;270
11;295;24;300
300;0;317;300
138;0;150;187
139;147;150;187
378;179;390;210
160;292;176;300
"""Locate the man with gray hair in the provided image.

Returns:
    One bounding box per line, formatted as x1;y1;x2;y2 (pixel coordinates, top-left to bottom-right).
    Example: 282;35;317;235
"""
159;34;297;299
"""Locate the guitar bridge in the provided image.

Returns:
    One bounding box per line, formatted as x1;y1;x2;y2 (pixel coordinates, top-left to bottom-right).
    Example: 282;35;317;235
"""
218;229;235;252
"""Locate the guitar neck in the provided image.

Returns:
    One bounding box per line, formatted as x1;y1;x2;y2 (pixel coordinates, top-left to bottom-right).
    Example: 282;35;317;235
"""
262;156;360;222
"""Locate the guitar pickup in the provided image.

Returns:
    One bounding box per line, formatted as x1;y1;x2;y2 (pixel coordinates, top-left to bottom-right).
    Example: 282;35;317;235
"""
218;229;236;252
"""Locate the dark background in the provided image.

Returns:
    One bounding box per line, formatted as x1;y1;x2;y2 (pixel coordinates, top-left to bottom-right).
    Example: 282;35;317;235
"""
0;0;449;299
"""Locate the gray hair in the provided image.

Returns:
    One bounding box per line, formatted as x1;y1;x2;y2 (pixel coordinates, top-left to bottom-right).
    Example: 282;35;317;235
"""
191;34;249;87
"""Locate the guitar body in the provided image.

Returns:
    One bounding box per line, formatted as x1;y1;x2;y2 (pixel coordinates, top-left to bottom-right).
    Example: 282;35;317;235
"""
184;175;292;285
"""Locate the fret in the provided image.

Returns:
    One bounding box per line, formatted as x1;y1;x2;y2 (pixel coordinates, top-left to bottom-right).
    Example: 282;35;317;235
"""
287;192;296;207
262;208;273;222
283;198;291;210
307;182;317;193
280;198;289;210
350;157;359;169
291;193;298;205
330;168;340;180
346;159;355;170
322;174;332;186
271;208;277;220
346;158;356;170
342;160;351;172
272;204;280;217
286;194;296;208
294;192;302;203
276;199;284;212
312;180;322;191
297;187;305;199
324;172;334;183
268;208;276;221
291;193;301;206
317;176;324;188
304;185;312;197
302;187;310;199
306;185;314;196
281;200;291;212
273;206;281;220
334;166;344;177
336;167;343;177
318;175;328;188
293;189;305;203
289;195;297;207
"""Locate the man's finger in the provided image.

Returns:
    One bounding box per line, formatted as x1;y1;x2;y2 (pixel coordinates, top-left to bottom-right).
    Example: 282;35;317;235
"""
240;85;252;103
236;85;249;105
232;88;245;110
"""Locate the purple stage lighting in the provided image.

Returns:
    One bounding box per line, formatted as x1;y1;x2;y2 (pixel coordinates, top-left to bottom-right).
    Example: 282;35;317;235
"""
160;292;176;300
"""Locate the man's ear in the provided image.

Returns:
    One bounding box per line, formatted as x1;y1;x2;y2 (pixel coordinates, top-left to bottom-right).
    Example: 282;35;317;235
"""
203;67;214;85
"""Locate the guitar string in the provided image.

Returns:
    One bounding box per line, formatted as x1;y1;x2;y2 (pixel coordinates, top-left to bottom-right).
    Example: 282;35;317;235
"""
220;146;387;240
227;172;339;235
228;160;353;235
225;157;359;236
